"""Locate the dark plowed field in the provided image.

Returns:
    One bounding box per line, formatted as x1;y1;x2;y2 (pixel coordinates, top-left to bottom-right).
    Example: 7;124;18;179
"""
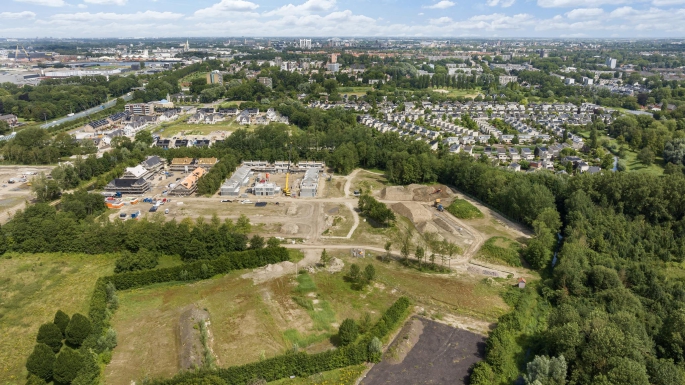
362;317;486;385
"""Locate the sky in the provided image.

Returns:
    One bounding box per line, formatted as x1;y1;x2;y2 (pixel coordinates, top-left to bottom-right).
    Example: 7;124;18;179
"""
1;0;685;39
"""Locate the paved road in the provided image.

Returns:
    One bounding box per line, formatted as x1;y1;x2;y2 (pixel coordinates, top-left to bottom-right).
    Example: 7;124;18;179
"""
41;92;134;129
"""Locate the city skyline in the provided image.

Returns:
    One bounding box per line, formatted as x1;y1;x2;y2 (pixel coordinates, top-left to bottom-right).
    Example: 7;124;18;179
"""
1;0;685;39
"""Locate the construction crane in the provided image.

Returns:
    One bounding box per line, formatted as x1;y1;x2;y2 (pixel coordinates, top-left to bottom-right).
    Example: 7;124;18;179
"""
283;144;293;196
14;45;31;62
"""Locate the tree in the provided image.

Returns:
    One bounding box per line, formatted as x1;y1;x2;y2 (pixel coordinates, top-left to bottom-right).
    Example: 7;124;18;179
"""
348;264;361;282
53;347;84;384
249;235;265;249
383;241;392;262
320;249;332;267
524;355;567;385
65;313;92;347
36;323;63;353
134;130;154;146
236;214;252;234
267;237;281;248
26;343;55;380
364;264;376;282
338;318;359;346
637;147;655;166
54;310;70;335
30;173;61;202
114;249;159;273
368;337;383;362
416;246;425;266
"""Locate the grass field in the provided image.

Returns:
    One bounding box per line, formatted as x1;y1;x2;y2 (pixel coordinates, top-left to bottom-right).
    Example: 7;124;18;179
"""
474;237;523;267
577;130;664;175
446;199;484;220
106;261;398;384
353;171;392;196
338;86;373;96
322;203;355;237
155;116;249;138
0;253;115;384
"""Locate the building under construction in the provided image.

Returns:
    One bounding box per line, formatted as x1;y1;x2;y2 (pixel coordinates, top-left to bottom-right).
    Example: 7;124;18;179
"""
169;167;206;196
104;156;163;195
220;161;323;198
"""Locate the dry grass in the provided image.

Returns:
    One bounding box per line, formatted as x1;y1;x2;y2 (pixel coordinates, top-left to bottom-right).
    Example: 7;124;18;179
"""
322;203;354;237
0;253;115;385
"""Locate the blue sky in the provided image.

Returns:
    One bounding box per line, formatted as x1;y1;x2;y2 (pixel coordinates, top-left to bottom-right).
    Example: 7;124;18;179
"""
1;0;685;38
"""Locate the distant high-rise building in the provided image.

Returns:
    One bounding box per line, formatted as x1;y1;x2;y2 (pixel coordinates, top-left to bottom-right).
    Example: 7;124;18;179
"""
299;39;312;50
606;57;617;69
539;49;549;58
330;53;338;64
206;70;223;85
258;77;273;89
326;63;340;73
184;40;190;51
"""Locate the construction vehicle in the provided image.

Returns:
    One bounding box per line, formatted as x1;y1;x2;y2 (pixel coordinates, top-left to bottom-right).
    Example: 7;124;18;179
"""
14;45;31;62
434;199;444;212
283;171;291;196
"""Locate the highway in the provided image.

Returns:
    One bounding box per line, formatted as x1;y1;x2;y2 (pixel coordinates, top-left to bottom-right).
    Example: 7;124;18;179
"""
41;92;134;129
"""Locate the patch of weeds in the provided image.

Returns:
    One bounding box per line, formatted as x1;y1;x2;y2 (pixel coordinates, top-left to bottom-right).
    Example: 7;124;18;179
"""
295;273;317;293
292;296;314;311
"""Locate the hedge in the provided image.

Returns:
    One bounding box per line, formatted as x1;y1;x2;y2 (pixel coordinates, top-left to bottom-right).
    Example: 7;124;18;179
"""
147;297;411;385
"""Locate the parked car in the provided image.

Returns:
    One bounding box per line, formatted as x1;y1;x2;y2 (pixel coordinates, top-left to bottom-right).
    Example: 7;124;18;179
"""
240;200;253;204
221;199;232;203
164;209;169;214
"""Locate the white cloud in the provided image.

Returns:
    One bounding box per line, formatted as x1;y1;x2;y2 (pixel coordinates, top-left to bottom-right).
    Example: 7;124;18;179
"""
84;0;127;5
487;0;516;7
418;12;424;15
192;0;260;18
0;11;37;19
77;3;87;7
565;7;604;18
538;0;630;7
423;1;456;9
13;0;65;6
41;10;184;24
430;16;453;24
264;0;336;17
652;0;685;4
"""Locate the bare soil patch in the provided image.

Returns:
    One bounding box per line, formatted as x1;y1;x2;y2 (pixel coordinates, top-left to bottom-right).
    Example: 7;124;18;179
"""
178;305;210;370
362;317;486;385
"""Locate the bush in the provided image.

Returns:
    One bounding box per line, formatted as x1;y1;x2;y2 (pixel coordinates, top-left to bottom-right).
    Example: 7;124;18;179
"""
53;310;70;335
114;249;159;273
338;319;359;347
476;237;522;267
26;343;55;380
25;374;47;385
53;347;84;384
71;349;100;385
36;323;63;353
368;337;383;363
446;199;484;219
65;313;92;347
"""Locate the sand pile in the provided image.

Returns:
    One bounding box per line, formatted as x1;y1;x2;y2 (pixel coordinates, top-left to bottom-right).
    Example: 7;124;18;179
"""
392;202;433;223
287;205;298;215
411;185;453;202
381;186;413;201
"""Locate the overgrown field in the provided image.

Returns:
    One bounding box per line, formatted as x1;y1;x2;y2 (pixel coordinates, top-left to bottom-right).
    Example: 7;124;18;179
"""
0;253;115;384
474;237;523;267
446;199;485;219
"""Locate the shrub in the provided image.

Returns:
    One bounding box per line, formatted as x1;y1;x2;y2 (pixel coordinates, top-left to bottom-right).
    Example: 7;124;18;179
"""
338;319;359;347
36;323;63;353
26;343;55;380
53;347;84;384
71;349;100;385
364;264;376;282
114;249;159;273
368;337;383;363
65;313;92;347
53;310;70;335
25;374;47;385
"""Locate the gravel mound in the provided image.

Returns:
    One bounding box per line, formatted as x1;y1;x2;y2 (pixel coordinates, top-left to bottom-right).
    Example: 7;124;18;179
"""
392;202;433;223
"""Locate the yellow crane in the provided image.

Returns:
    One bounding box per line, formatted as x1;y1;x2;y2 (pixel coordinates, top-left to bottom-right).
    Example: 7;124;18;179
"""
14;45;31;62
283;172;291;196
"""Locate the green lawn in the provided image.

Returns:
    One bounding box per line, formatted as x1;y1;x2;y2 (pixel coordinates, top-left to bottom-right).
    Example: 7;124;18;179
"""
155;116;249;138
474;237;523;267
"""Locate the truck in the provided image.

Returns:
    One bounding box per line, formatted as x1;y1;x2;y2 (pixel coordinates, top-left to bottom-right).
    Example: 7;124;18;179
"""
434;199;444;212
149;206;158;213
130;210;141;219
